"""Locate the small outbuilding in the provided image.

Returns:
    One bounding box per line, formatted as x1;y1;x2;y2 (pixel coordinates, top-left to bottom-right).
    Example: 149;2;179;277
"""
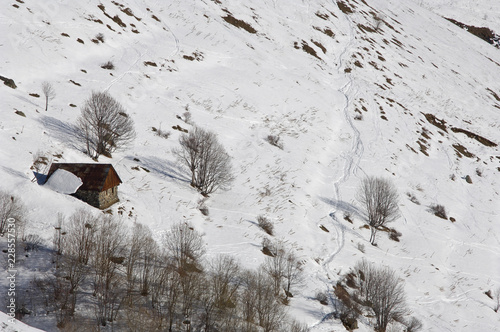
46;163;122;209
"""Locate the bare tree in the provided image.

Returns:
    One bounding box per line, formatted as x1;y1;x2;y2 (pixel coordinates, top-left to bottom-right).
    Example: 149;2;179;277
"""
352;260;409;332
59;209;99;313
163;222;206;324
163;222;206;272
200;255;241;332
52;213;65;268
494;287;500;313
240;268;287;332
124;222;158;301
282;252;303;301
0;191;26;236
41;81;56;112
405;316;423;332
263;242;287;296
152;257;182;331
91;215;128;327
356;176;400;245
174;126;234;195
76;91;136;159
263;242;303;302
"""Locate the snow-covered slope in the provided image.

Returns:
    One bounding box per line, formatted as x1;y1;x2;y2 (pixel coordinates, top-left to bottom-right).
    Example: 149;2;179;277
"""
0;311;45;332
1;0;499;331
410;0;500;33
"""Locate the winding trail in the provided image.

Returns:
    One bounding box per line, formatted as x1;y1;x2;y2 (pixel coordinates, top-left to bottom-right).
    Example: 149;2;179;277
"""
312;4;365;330
321;2;364;268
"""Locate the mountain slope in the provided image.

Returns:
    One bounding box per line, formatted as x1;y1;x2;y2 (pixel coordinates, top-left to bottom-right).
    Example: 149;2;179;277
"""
0;0;499;331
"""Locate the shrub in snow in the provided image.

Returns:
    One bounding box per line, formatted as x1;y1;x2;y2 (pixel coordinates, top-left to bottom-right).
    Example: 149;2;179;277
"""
315;291;328;305
429;204;447;219
257;215;274;236
101;61;115;70
24;234;43;251
266;134;284;149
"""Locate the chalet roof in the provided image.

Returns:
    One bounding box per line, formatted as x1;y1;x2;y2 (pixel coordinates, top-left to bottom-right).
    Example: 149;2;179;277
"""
47;163;122;192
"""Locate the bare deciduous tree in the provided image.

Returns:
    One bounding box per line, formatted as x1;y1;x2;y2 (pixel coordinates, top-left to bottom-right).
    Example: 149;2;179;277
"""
124;222;158;302
76;91;136;159
59;209;99;314
163;222;205;324
41;81;56;112
0;191;26;236
405;316;423;332
91;215;127;327
163;222;206;272
356;176;400;245
494;287;500;313
240;268;287;332
152;257;182;331
282;252;303;301
174;126;234;195
263;243;303;302
352;260;409;332
263;242;287;296
200;255;241;332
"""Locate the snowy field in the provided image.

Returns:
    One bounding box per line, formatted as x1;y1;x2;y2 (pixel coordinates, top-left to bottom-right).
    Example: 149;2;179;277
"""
0;0;499;331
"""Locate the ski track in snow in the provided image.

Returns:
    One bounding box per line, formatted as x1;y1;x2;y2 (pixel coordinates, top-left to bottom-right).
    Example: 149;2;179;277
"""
312;5;365;329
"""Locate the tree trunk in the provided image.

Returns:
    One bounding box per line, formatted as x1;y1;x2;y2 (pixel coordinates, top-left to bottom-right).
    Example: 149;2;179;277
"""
370;226;376;245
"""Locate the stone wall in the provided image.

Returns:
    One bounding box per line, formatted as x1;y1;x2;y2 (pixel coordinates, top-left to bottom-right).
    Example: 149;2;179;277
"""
73;187;119;209
73;190;100;208
98;187;119;209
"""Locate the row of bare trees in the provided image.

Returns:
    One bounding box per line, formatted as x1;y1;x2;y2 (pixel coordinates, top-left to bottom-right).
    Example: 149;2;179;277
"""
37;210;307;331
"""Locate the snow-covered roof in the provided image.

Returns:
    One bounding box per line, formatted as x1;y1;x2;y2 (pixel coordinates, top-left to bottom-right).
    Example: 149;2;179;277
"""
43;169;83;194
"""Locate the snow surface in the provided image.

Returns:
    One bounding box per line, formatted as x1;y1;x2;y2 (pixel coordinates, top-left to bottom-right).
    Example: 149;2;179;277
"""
43;169;82;194
410;0;500;33
0;311;45;332
0;0;499;331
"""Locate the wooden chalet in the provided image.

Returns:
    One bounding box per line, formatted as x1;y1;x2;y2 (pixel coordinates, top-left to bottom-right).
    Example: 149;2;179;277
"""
47;163;122;209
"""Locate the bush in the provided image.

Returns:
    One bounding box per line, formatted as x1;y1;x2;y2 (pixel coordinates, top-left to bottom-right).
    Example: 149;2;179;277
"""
152;126;170;139
430;204;447;219
405;317;423;332
95;33;105;43
24;234;43;251
266;134;284;149
344;211;353;223
261;238;276;257
315;291;328;305
257;215;274;235
406;192;420;205
101;61;115;70
389;229;402;242
198;198;209;216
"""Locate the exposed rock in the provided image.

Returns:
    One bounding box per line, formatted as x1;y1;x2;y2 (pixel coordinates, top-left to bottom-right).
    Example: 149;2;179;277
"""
0;75;17;89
